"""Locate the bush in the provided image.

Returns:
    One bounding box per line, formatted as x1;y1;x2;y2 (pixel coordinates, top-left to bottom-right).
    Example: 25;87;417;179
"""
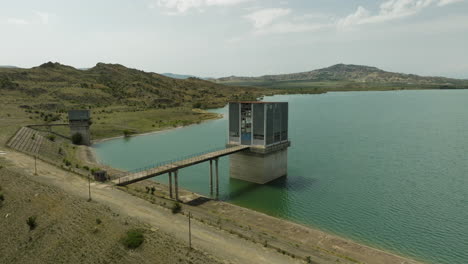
96;218;102;225
150;186;156;195
0;193;4;202
171;202;181;214
121;229;144;249
63;159;71;167
83;166;90;171
192;102;202;108
27;216;37;230
71;133;82;145
123;130;134;137
47;134;56;142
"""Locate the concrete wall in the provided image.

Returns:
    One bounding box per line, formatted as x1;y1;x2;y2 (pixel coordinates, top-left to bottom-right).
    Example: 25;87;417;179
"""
229;149;287;184
70;121;91;146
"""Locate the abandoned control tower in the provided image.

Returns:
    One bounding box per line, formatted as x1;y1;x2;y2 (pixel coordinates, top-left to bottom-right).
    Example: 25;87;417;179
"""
68;110;91;146
227;102;291;184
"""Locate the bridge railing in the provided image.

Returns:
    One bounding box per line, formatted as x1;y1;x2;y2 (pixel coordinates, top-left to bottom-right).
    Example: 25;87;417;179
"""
113;145;230;183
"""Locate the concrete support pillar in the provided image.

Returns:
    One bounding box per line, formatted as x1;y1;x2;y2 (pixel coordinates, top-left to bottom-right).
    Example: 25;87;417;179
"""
168;172;173;198
209;159;213;196
215;158;219;200
174;170;179;201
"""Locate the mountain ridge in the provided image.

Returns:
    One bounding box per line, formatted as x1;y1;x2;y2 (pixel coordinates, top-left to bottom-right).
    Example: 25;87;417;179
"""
215;64;466;86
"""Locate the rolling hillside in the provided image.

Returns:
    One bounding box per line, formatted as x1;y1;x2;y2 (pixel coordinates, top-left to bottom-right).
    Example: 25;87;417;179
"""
215;64;468;91
0;62;267;141
0;62;263;111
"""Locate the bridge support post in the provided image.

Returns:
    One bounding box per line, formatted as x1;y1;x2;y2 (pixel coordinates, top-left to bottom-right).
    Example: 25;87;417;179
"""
215;158;219;200
175;170;179;201
168;172;173;199
209;159;213;196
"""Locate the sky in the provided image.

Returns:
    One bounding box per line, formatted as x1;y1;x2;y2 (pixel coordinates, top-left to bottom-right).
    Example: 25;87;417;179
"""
0;0;467;78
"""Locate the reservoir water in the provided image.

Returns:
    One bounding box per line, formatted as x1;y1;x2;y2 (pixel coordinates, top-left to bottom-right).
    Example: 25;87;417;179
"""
94;90;468;264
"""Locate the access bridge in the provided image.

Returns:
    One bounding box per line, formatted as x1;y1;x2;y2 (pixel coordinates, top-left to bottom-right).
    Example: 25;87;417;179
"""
112;145;250;200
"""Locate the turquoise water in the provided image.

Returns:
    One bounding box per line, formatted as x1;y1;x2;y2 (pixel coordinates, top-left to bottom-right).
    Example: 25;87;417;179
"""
94;90;468;264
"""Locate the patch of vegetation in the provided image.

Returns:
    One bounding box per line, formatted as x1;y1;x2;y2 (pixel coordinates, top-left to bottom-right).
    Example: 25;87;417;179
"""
171;202;181;214
26;216;37;230
63;159;71;167
96;218;102;225
71;133;82;145
121;229;144;249
123;129;135;137
46;134;56;141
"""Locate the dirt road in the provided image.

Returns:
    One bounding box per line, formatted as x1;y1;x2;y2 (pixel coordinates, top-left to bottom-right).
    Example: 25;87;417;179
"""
3;150;300;264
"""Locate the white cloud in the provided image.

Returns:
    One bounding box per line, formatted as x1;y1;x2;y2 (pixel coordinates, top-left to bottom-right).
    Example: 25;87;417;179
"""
35;11;50;24
155;0;252;13
438;0;464;6
243;0;464;35
7;18;29;25
338;0;464;28
244;8;332;35
245;8;291;29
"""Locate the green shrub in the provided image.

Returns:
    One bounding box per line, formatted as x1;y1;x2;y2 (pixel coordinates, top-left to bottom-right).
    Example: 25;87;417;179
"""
171;202;181;214
63;159;71;167
150;186;156;195
0;193;4;202
47;134;56;142
27;216;37;230
83;166;90;171
71;133;82;145
121;229;144;249
96;218;102;225
123;130;134;137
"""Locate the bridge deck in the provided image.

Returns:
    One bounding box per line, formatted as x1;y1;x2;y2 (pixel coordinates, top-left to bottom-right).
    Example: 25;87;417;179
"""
113;145;249;186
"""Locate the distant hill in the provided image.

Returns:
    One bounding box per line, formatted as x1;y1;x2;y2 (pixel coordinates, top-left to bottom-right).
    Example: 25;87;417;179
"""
215;64;468;90
162;73;197;79
0;65;19;69
0;62;264;110
162;73;212;80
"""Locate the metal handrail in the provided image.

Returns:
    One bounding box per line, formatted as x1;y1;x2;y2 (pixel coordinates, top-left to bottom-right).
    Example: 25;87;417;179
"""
114;145;228;181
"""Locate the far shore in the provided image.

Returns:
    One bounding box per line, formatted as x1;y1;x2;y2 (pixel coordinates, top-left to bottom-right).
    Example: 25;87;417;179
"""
91;112;223;145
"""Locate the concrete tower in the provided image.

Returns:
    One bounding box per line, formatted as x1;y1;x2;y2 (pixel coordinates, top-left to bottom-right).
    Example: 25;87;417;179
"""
68;110;91;146
227;102;290;184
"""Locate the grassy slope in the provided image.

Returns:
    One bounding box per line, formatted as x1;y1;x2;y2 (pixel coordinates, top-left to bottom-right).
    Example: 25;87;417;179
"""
0;62;270;143
0;159;222;264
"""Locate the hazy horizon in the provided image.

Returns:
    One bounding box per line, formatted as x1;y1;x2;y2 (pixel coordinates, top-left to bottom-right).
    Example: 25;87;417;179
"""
1;0;467;78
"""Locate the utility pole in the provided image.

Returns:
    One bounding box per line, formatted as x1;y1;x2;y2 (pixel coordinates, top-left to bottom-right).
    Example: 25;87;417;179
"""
34;156;37;175
88;173;92;201
188;211;192;250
